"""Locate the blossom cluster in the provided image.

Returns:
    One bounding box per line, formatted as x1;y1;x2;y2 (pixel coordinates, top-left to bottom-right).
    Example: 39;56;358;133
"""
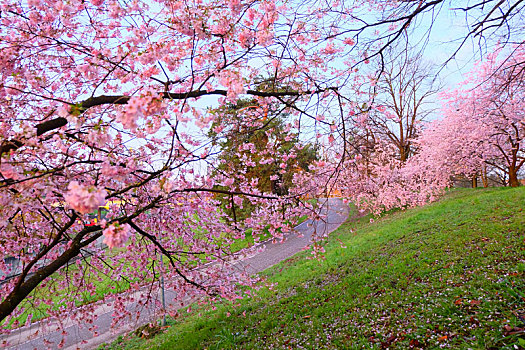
102;223;131;249
64;181;106;215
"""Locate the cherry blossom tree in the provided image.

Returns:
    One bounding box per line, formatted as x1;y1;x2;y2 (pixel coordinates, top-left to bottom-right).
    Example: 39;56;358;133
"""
0;0;355;340
417;48;525;188
2;0;525;346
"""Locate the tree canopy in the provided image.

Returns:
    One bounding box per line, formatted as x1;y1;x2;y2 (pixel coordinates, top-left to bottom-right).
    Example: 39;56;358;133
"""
0;0;524;346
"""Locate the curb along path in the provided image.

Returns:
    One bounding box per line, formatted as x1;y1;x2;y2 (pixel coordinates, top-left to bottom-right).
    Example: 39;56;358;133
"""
2;198;350;350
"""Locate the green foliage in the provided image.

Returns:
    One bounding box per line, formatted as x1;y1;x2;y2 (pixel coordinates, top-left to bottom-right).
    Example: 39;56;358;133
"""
102;187;525;349
209;97;317;221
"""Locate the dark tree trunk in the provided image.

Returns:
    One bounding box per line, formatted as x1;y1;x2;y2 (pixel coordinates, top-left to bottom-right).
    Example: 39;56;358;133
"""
398;144;411;162
481;165;489;188
509;167;520;187
0;228;101;323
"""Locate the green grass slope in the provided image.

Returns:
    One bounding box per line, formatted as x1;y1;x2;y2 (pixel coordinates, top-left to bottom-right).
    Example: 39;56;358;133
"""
104;187;525;350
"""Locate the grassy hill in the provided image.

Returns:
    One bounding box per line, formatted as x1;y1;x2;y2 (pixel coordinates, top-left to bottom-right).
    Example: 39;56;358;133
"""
103;187;525;350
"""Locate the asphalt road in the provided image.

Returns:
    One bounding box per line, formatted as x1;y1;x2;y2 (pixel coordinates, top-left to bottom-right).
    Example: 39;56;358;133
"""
2;198;349;350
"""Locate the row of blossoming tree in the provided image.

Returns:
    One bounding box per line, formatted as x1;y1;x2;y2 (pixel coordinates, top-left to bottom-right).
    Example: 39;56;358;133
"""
302;46;524;216
1;0;524;346
418;49;525;188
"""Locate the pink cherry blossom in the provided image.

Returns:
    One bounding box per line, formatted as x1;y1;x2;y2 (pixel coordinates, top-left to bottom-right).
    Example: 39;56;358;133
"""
103;223;131;249
64;181;106;214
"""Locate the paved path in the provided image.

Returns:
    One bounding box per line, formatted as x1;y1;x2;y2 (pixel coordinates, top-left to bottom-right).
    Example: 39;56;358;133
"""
2;198;349;350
